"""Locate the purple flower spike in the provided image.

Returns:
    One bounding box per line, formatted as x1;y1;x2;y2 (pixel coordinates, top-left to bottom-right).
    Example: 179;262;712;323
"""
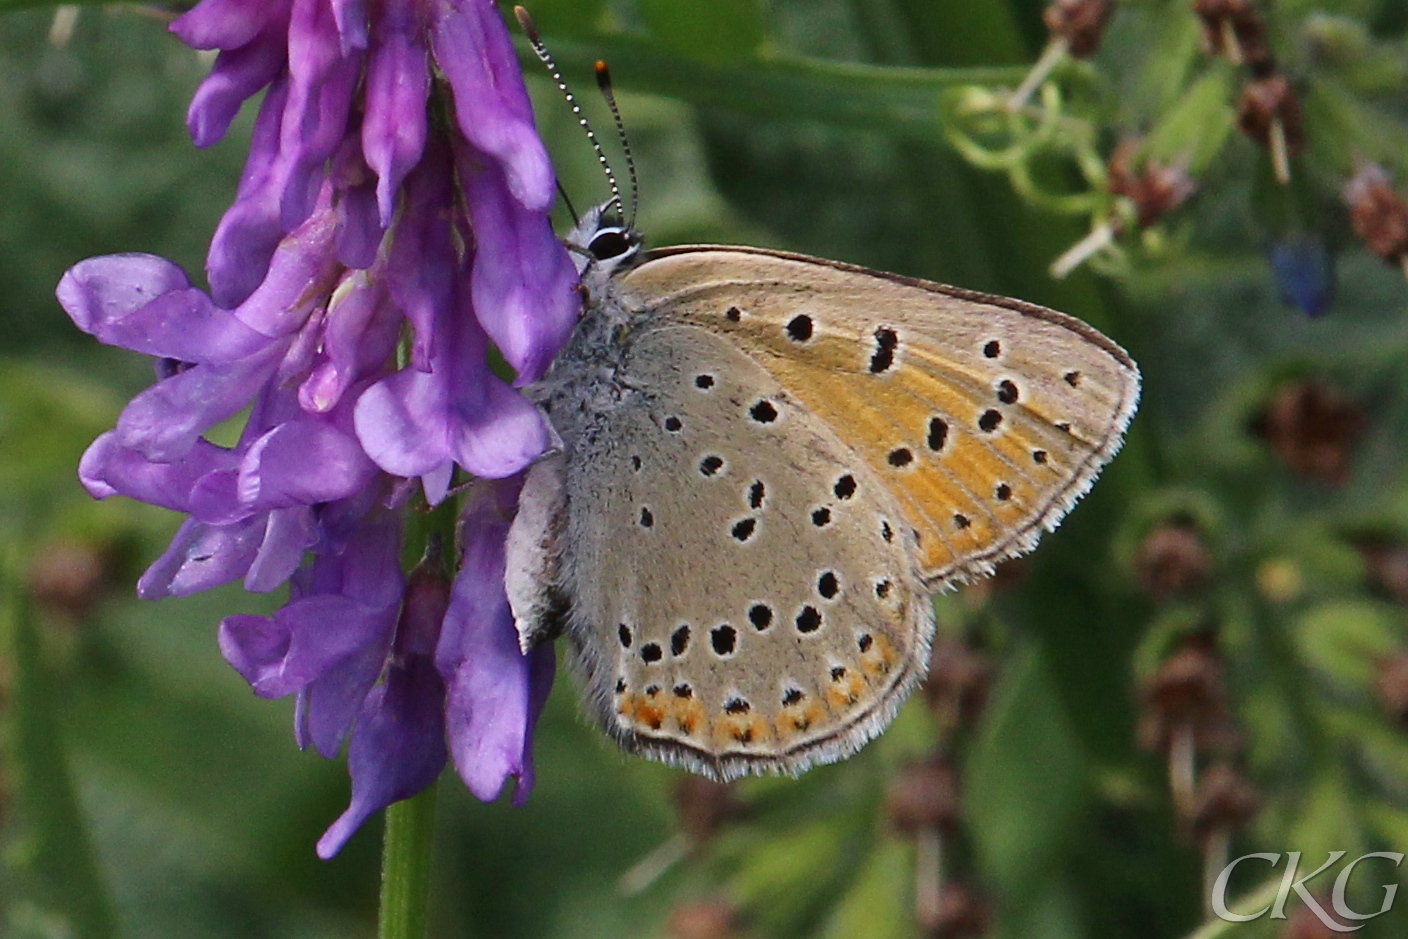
437;477;555;804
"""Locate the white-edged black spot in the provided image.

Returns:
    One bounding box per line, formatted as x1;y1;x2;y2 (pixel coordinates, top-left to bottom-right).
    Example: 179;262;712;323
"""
699;455;725;477
1064;370;1082;387
811;506;832;527
615;678;627;694
711;624;737;656
640;642;662;663
645;684;661;697
954;513;972;529
639;507;654;528
834;474;857;500
673;683;693;698
997;379;1019;404
749;400;779;423
1033;449;1048;464
995;483;1012;501
725;306;742;322
875;579;892;599
830;665;848;681
888;447;914;467
724;697;751;714
1056;421;1072;433
631;455;642;471
869;327;899;373
881;520;894;543
927;417;948;452
694;374;716;390
671;625;691;656
749;603;773;630
664;415;683;432
782;687;805;706
796;606;823;634
978;409;1003;433
731;517;758;542
786;314;814;342
748;480;766;509
983;340;1001;358
858;634;873;652
618;623;632;648
817;571;839;599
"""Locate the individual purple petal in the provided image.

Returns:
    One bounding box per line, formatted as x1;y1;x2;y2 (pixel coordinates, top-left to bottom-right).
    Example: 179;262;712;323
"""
316;657;447;858
235;419;378;512
335;181;383;270
245;506;317;592
385;139;456;370
58;254;192;334
278;0;363;231
170;0;287;51
300;273;400;412
187;28;287;148
233;206;341;338
436;476;553;803
329;0;369;53
137;516;265;599
429;0;555;212
208;77;291;308
219;593;389;698
79;432;238;510
298;631;393;757
459;146;580;384
68;282;272;365
362;0;429;225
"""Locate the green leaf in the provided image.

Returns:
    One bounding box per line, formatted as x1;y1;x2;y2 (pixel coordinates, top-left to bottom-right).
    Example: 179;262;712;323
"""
1293;599;1402;689
635;0;766;63
819;837;914;939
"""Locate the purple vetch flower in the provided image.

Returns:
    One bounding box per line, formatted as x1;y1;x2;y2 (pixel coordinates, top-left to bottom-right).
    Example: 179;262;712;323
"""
60;0;580;856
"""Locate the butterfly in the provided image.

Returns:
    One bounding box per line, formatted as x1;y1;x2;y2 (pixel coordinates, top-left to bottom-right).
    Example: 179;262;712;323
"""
504;204;1139;783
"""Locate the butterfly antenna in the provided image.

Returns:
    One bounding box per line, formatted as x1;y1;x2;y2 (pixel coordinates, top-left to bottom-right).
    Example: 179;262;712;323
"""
555;178;580;226
514;6;624;219
594;60;639;231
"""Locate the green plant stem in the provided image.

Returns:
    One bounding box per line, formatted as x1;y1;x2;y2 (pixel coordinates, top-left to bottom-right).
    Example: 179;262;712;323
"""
378;781;440;939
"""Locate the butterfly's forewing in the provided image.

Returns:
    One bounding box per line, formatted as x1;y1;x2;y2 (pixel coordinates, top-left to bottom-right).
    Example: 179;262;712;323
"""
618;247;1140;588
550;324;934;781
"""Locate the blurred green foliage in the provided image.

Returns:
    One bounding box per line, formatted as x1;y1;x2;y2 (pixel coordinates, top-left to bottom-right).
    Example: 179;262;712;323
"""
5;1;1408;938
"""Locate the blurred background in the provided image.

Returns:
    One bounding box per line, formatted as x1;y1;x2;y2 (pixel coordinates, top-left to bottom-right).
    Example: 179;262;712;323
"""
5;1;1408;937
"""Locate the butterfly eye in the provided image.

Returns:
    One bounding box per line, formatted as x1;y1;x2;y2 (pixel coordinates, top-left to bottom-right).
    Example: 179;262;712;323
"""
588;226;639;262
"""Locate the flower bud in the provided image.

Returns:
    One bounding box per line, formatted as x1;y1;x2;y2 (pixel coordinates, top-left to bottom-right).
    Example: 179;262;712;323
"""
1343;164;1408;269
1133;522;1211;600
888;754;962;836
1249;379;1365;486
1043;0;1113;58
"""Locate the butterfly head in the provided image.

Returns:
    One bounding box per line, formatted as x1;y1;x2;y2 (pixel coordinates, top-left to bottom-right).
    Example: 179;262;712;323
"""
569;202;643;287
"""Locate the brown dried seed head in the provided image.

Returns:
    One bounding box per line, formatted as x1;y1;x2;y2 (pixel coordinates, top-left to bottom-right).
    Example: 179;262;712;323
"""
673;777;745;842
1249;380;1365;487
887;754;962;835
1187;763;1261;845
925;882;992;939
1043;0;1114;58
1107;144;1197;229
27;537;115;620
1343;164;1408;265
1138;639;1242;757
1133;522;1211;600
1236;75;1305;155
923;639;995;727
1193;0;1272;68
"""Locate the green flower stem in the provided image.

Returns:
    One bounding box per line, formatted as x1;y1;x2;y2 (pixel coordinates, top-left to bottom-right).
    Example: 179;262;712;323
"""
515;33;1024;145
378;781;440;939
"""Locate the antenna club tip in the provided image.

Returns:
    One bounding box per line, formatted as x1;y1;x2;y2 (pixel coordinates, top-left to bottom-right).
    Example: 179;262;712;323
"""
513;6;540;40
595;60;613;88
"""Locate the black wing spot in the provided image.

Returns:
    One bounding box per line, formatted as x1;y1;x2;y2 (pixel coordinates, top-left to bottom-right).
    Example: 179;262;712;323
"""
711;624;737;656
694;374;715;389
673;683;693;698
615;678;627;694
875;579;892;599
664;415;683;432
731;518;758;542
724;697;751;714
834;474;857;499
983;340;1001;358
927;417;948;452
748;480;766;509
858;634;873;652
749;603;773;630
995;483;1012;501
1064;370;1082;387
725;306;742;322
645;684;661;697
671;625;691;656
786;314;814;342
749;400;779;423
1033;449;1048;464
811;506;832;527
954;513;972;529
1056;421;1072;433
978;409;1003;433
888;447;914;467
699;455;725;477
869;327;899;373
618;623;633;648
830;665;847;680
997;379;1019;404
640;642;662;663
880;520;894;543
796;605;823;633
631;455;642;471
817;571;839;599
782;688;805;706
639;507;654;528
